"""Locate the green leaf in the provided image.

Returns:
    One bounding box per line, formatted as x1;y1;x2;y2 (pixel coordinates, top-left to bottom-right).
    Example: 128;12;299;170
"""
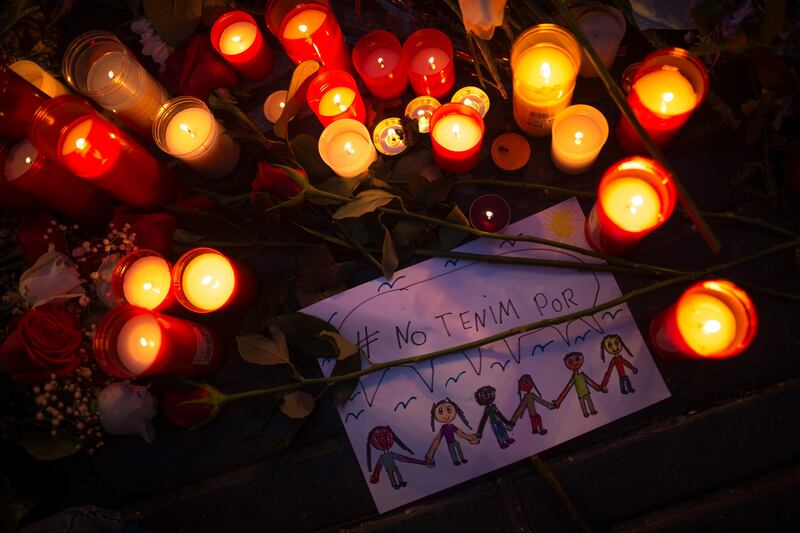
407;169;455;208
280;391;316;419
143;0;203;46
391;149;432;182
17;426;80;461
310;176;359;205
439;205;470;250
290;134;331;184
320;331;359;360
760;0;786;44
689;0;728;34
275;60;320;139
329;353;361;407
236;326;290;366
381;223;399;279
272;312;339;358
240;397;280;439
333;190;397;220
263;418;305;455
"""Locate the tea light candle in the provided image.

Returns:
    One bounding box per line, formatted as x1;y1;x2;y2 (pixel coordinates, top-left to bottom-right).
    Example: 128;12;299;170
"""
263;89;288;123
650;280;757;361
111;250;174;311
307;70;366;126
0;65;49;140
63;31;169;137
94;305;224;378
402;29;455;99
154;96;240;179
29;96;179;208
469;194;511;233
373;118;407;156
10;60;70;97
405;96;441;133
318;118;377;178
585;157;676;255
353;30;408;100
210;11;274;80
3;138;113;227
511;24;580;136
430;103;485;174
551;104;609;174
617;48;708;153
491;133;531;172
571;5;626;78
173;247;257;313
451;86;491;117
267;1;351;71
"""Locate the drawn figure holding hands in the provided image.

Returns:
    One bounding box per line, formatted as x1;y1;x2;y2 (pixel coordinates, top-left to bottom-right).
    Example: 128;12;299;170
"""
599;334;638;394
425;398;479;466
553;352;608;417
474;386;515;449
367;425;432;490
510;374;555;435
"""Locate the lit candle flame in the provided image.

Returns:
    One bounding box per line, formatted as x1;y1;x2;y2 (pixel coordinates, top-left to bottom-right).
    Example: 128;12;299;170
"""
107;70;115;79
702;319;722;335
628;194;644;215
75;138;87;151
387;127;397;142
378;57;385;69
179;123;196;139
139;337;155;348
344;142;356;154
486;210;494;220
540;61;551;85
298;24;308;34
464;97;473;107
142;282;161;295
452;123;460;139
279;101;285;109
201;275;221;289
24;156;31;164
574;131;584;145
333;93;347;112
660;91;675;114
428;56;436;70
232;35;242;43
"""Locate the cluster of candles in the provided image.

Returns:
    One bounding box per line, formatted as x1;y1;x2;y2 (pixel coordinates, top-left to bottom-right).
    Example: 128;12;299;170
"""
93;247;257;379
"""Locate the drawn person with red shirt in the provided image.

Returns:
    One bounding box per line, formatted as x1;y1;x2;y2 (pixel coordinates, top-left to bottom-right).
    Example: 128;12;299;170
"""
599;334;638;394
510;374;555;435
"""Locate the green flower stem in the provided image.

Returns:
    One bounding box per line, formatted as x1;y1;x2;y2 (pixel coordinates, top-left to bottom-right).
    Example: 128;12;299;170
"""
330;219;383;272
542;0;722;255
211;237;800;406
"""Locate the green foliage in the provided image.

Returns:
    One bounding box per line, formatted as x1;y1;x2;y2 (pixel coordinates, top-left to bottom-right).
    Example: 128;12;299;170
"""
275;60;321;139
17;425;80;461
291;135;332;184
143;0;203;46
438;205;470;249
333;190;398;220
381;223;399;279
240;398;281;439
271;313;341;359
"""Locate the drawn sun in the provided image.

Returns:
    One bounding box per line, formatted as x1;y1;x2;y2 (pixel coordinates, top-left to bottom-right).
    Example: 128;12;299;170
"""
542;207;582;243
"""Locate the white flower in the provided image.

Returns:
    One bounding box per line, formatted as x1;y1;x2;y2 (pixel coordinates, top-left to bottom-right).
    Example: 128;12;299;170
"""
19;249;85;309
131;18;152;35
133;17;174;70
458;0;508;40
98;382;158;443
94;253;120;309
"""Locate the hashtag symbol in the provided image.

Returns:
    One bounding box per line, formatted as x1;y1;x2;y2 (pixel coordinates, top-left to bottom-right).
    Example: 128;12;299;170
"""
355;327;380;359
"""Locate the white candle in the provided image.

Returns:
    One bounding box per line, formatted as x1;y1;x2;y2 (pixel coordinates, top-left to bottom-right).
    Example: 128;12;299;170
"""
573;5;626;77
551;105;609;174
116;313;161;375
410;47;450;75
431;115;482;152
155;97;240;179
361;48;401;78
282;9;327;39
218;21;257;55
318;119;377;178
10;60;70;97
4;139;38;181
263;90;288;123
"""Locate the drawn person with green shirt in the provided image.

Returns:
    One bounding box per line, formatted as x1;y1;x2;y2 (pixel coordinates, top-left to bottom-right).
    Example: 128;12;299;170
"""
553;352;608;417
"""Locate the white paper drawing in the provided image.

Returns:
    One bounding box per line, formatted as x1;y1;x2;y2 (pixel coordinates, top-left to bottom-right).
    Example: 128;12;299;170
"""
302;197;671;513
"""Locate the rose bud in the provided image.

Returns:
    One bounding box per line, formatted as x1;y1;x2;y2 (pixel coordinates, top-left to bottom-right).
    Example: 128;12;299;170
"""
161;384;218;430
251;163;304;200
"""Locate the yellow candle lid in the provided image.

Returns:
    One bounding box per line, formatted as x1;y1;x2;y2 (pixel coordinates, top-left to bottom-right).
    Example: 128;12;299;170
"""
491;133;531;171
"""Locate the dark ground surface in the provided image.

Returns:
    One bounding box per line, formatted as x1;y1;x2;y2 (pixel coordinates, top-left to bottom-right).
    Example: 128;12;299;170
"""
4;2;800;532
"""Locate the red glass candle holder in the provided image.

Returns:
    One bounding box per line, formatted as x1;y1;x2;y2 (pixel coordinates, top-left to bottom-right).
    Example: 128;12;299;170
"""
353;30;408;100
3;138;113;227
469;194;511;233
210;11;274;81
650;280;757;362
110;249;176;312
401;29;455;99
307;70;367;126
265;0;351;71
585;157;676;256
616;48;709;154
172;247;257;314
430;103;485;174
0;65;49;140
94;304;224;379
28;96;180;208
0;143;39;213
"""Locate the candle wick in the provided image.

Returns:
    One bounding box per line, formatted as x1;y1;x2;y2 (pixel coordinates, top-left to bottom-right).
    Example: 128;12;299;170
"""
660;91;674;114
702;319;721;334
498;145;509;153
107;70;115;79
298;24;308;35
378;57;385;69
452;123;460;139
232;35;241;42
486;210;494;220
179;123;196;139
344;142;356;155
540;61;551;85
574;131;584;145
628;194;644;215
75;137;87;151
428;56;436;70
333;93;347;113
24;156;31;164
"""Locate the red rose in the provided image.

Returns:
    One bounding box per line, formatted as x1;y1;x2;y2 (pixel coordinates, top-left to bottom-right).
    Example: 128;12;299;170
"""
159;34;239;101
251;163;304;199
111;207;177;257
0;304;82;384
18;213;69;266
161;385;215;429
